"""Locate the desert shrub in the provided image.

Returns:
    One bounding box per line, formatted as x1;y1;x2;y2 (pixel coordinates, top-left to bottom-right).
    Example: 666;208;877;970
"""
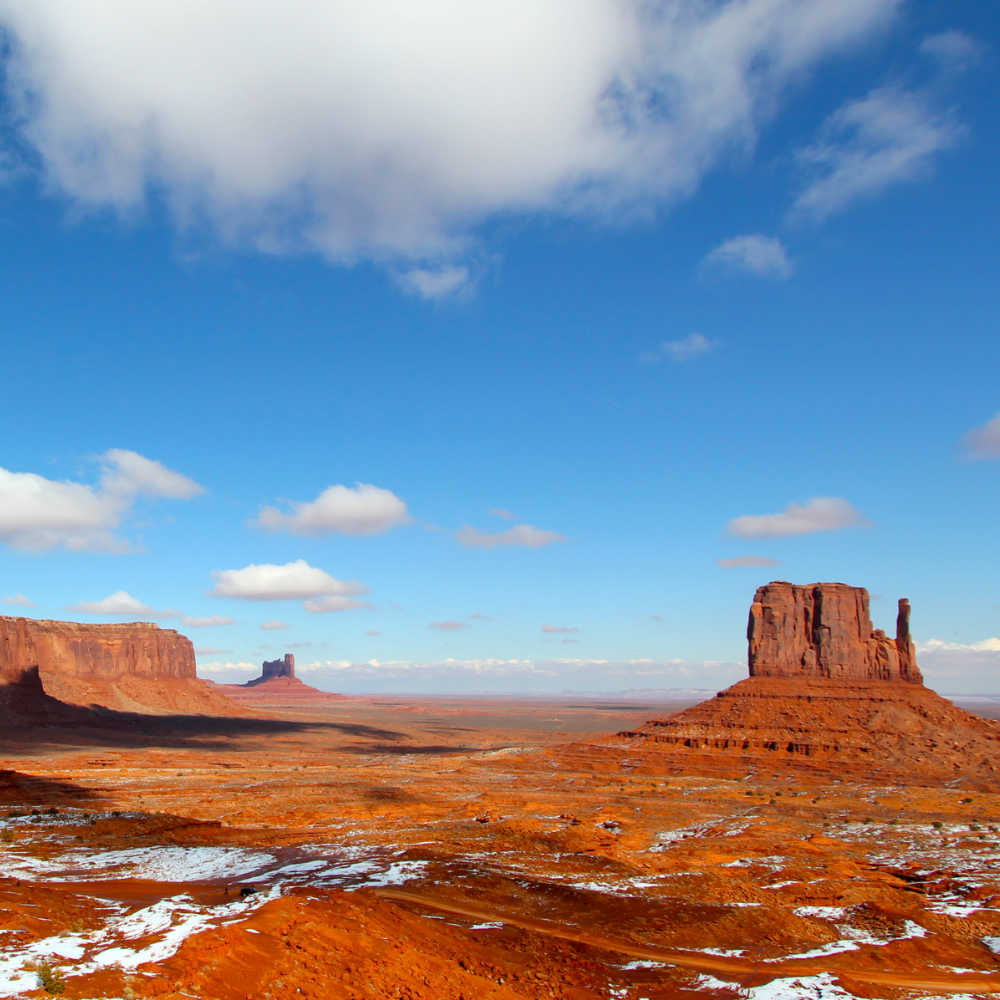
0;828;14;844
35;961;65;995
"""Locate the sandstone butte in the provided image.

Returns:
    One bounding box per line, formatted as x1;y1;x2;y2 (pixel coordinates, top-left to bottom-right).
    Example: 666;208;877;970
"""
0;615;240;718
218;651;346;706
622;581;1000;787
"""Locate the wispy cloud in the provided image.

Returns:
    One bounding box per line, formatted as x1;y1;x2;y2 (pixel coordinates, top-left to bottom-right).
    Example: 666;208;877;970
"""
920;31;984;72
182;615;235;628
0;450;202;552
962;412;1000;460
703;234;793;279
717;555;781;568
2;593;35;607
429;621;466;631
456;524;566;549
304;595;373;614
489;508;516;521
395;265;472;300
260;620;289;631
640;333;716;364
728;497;867;538
542;625;580;634
256;483;410;536
792;85;962;222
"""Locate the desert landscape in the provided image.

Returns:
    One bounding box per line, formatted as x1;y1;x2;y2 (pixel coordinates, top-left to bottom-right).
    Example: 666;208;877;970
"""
1;585;999;1000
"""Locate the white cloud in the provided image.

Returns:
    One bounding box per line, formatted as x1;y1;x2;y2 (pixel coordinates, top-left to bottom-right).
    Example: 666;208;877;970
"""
456;523;566;549
717;555;781;568
0;450;202;552
69;590;173;619
304;595;372;614
728;497;867;538
489;508;516;521
182;615;235;628
542;625;580;634
792;85;962;221
963;412;1000;460
211;559;367;601
704;234;793;279
256;483;410;536
918;638;1000;654
0;0;900;275
395;265;472;300
429;621;466;631
2;593;35;607
195;647;232;656
641;333;716;364
920;31;984;71
260;620;290;631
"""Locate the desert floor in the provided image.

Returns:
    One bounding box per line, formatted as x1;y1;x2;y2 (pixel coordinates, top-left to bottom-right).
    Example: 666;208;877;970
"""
1;694;999;999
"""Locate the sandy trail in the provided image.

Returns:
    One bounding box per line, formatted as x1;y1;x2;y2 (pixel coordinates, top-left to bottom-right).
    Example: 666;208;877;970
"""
379;887;1000;994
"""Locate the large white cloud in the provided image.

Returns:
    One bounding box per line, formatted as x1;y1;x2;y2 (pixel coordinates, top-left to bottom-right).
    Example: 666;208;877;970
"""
728;497;867;538
256;483;410;536
0;0;900;277
212;559;367;601
0;450;203;551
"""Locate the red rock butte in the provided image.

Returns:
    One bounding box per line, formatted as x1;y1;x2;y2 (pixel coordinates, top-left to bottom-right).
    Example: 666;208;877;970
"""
0;615;239;717
219;652;345;705
622;582;1000;787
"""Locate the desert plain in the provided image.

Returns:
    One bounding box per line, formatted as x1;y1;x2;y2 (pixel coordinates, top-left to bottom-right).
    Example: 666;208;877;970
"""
2;685;1000;1000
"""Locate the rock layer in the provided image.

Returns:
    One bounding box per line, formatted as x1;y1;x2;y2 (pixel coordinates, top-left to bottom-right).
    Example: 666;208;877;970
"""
0;616;238;716
747;582;921;683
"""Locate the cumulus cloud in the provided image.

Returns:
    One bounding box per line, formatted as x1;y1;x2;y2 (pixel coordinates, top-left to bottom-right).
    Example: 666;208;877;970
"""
920;31;984;72
256;483;410;536
640;333;716;364
918;638;1000;654
456;524;566;549
394;265;472;300
212;559;367;601
704;234;793;279
792;85;962;221
3;593;35;607
542;625;580;634
260;620;290;631
962;412;1000;460
0;0;900;275
429;621;466;631
0;450;202;552
69;590;174;619
728;497;867;538
304;595;373;614
717;555;781;568
915;637;1000;693
182;615;235;628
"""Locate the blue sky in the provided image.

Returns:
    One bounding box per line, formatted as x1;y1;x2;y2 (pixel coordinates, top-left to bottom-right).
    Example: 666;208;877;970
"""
1;1;998;694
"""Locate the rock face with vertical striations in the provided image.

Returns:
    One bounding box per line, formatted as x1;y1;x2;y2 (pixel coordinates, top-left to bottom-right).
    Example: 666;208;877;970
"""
0;615;240;717
620;583;1000;787
747;582;921;683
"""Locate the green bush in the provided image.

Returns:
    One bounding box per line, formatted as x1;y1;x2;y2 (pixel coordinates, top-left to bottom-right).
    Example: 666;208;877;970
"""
35;961;65;995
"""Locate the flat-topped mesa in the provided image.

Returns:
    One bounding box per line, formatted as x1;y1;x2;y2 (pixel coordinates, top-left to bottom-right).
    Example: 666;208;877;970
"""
747;582;922;684
1;616;196;687
261;653;295;681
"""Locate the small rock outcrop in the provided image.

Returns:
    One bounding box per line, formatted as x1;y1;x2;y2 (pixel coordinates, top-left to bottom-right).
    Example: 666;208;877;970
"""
0;615;239;717
222;652;343;704
747;582;921;683
621;582;1000;787
261;653;295;682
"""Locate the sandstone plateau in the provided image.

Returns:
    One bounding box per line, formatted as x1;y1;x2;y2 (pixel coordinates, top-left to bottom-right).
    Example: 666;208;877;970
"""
0;615;239;717
623;581;1000;786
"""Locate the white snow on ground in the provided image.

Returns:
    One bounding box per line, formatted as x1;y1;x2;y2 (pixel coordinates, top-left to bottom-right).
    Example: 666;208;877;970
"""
693;972;874;999
984;936;1000;954
765;919;927;962
0;809;432;998
793;906;847;920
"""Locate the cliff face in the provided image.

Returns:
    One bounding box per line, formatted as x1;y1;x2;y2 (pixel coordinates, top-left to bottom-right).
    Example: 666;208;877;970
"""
747;582;921;684
0;616;237;716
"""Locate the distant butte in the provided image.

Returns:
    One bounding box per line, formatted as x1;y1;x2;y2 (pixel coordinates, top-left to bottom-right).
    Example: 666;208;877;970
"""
219;652;345;705
621;582;1000;787
0;615;240;718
